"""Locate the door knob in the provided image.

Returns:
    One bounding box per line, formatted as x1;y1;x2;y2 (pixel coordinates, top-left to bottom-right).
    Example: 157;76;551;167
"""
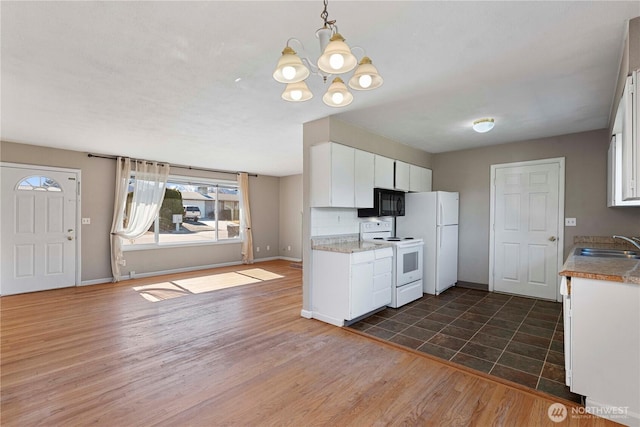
67;229;74;241
549;236;557;242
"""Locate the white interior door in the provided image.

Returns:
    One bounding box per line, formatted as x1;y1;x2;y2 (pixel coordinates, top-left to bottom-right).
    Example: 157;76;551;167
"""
1;165;79;295
491;159;563;300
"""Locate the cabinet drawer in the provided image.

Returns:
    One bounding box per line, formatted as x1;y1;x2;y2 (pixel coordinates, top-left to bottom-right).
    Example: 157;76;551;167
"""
375;247;393;259
352;250;375;264
374;257;392;275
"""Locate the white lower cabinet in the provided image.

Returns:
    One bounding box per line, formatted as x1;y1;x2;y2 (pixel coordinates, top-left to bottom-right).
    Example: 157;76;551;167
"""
312;247;393;326
563;277;640;426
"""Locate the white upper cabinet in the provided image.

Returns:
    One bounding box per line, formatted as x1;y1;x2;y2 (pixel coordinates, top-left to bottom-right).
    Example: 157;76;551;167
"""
619;71;640;201
374;155;395;190
354;149;374;208
608;134;640;206
394;161;410;191
310;142;355;207
409;165;433;192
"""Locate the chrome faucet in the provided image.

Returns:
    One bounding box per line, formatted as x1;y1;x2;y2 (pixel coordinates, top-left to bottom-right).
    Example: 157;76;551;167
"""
612;235;640;250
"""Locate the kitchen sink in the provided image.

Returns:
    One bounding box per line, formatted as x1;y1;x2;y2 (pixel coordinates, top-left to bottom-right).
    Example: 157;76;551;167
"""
574;247;640;259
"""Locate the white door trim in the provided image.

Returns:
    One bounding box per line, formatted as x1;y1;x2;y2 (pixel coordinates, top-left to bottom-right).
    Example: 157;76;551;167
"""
489;157;565;302
0;162;82;288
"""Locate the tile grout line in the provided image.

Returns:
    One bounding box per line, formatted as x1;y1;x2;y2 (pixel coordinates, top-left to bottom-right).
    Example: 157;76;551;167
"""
535;306;564;389
487;298;538;378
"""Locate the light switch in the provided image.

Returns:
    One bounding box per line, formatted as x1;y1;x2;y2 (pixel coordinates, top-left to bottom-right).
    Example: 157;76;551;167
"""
82;218;91;225
565;218;576;226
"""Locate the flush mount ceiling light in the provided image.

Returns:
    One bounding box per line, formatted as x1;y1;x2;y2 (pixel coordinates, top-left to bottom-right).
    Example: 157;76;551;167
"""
272;0;383;107
472;118;495;133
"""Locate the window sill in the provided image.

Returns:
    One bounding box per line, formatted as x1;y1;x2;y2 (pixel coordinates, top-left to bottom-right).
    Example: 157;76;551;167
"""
122;239;243;252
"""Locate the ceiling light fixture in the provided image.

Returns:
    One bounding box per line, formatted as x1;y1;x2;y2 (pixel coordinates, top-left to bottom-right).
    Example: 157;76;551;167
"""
272;0;383;107
472;118;495;133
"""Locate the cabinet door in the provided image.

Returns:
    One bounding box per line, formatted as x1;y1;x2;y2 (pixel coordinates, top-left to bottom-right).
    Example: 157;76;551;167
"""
621;73;638;200
609;134;640;206
310;142;355;207
354;150;374;208
374;155;395;190
350;261;374;319
395;161;410;191
409;165;433;192
331;143;355;207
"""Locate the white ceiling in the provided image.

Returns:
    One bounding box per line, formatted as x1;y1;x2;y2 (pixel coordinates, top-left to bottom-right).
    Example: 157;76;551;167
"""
2;1;639;177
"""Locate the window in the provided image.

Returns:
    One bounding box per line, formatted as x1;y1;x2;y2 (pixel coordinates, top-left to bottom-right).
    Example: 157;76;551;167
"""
17;176;62;191
123;175;241;248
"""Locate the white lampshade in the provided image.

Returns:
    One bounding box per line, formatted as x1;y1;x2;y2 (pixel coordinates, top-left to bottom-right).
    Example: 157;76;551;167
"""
317;33;357;74
322;77;353;107
348;57;383;90
472;118;495;133
281;81;313;102
273;46;310;83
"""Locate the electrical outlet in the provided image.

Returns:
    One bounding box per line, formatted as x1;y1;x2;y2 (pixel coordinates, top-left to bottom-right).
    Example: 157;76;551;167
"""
565;218;577;227
256;246;260;252
266;245;270;251
82;217;91;225
287;245;291;251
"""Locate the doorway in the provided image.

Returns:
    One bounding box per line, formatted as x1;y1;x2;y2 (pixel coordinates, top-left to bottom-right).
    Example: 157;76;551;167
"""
489;158;565;301
1;163;81;295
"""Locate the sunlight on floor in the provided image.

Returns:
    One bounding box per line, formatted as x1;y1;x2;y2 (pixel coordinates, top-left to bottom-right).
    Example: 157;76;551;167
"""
132;268;285;302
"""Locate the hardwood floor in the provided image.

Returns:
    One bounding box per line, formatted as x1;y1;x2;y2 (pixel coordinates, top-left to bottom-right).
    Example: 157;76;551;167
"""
1;260;615;426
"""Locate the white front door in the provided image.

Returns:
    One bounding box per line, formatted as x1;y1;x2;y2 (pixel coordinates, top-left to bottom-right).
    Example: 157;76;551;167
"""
491;159;564;300
1;165;79;295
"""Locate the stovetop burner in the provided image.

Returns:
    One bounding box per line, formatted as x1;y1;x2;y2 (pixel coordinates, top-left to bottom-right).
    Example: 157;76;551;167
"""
387;238;401;241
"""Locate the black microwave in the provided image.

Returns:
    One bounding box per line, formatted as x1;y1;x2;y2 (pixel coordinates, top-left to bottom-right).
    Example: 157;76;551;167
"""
357;188;405;217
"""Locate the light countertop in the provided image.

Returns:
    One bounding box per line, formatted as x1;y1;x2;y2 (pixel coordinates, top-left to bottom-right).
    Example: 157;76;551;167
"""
311;235;393;254
559;239;640;285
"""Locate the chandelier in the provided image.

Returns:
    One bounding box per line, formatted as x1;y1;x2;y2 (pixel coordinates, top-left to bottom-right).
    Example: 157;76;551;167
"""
272;0;383;107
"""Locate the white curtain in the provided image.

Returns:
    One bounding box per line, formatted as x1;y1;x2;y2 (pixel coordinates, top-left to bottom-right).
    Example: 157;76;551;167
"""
110;157;169;281
238;172;254;264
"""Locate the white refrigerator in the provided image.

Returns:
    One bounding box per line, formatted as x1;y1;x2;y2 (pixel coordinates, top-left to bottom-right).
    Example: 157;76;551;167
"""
397;191;459;295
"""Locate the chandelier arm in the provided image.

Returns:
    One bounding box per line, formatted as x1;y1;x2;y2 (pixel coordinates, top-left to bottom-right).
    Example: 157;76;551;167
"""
350;45;366;60
286;37;305;50
300;57;320;75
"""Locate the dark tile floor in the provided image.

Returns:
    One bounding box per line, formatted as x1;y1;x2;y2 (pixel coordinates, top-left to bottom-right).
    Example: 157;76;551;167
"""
347;286;581;403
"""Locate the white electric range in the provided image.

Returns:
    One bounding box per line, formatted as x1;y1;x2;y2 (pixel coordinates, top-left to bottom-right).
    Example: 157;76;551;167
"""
360;220;424;308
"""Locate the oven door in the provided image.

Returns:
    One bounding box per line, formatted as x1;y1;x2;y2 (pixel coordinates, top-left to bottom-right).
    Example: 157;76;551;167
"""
396;243;423;286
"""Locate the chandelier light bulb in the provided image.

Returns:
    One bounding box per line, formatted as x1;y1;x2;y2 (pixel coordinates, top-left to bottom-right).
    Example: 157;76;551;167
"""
329;53;344;70
282;66;296;81
290;90;303;101
332;92;344;104
358;74;372;89
348;57;383;91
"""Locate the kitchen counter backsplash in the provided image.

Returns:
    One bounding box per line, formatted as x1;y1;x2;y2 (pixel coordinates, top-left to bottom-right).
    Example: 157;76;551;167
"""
573;235;638;249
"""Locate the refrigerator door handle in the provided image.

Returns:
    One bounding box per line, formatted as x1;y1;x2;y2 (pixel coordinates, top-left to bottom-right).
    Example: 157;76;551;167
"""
439;202;443;226
438;226;442;249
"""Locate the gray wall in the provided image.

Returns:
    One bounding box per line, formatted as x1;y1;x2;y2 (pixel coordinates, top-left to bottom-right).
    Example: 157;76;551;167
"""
279;174;302;260
1;141;284;282
432;129;640;285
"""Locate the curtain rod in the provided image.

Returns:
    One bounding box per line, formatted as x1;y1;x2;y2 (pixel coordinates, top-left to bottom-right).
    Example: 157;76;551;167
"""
87;153;258;177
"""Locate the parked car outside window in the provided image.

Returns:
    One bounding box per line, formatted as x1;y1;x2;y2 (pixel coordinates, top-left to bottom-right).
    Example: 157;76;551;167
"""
183;206;201;222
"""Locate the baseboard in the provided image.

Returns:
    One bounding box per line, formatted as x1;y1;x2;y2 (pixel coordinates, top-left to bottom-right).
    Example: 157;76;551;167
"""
81;277;113;286
300;309;313;319
81;257;301;286
456;281;489;291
